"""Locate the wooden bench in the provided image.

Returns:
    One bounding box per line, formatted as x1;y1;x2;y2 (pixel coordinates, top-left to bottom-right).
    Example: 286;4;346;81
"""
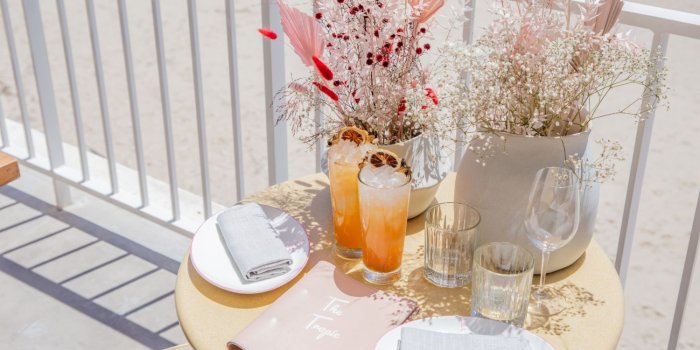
0;152;19;186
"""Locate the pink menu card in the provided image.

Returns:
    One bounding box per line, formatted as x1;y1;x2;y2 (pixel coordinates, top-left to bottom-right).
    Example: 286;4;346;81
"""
228;261;418;350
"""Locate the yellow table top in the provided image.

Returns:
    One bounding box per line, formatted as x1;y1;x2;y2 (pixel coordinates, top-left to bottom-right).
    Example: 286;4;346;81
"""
175;172;624;350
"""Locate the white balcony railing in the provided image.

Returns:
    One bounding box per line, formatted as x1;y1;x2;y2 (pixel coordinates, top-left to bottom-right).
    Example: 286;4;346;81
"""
1;1;699;349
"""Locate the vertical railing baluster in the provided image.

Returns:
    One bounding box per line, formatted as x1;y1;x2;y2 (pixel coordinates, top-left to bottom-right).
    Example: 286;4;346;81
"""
667;191;700;350
261;0;288;185
454;0;477;170
616;32;669;285
1;0;34;158
187;0;212;218
56;0;89;182
117;0;149;207
0;97;8;147
152;0;180;221
85;0;118;194
22;0;71;208
225;0;245;201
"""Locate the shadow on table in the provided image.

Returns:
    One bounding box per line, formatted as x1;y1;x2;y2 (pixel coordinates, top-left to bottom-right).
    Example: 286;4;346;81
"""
401;266;472;318
525;251;605;335
339;243;474;320
525;281;606;335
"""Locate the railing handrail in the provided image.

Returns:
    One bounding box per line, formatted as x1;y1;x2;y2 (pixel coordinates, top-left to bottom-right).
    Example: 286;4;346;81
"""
620;1;700;39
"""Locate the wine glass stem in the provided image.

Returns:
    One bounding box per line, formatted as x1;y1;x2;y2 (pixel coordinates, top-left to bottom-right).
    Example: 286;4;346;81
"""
538;250;551;297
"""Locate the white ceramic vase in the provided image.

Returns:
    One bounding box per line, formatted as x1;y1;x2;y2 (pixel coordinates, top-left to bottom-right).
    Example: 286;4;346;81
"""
322;134;449;219
454;130;600;274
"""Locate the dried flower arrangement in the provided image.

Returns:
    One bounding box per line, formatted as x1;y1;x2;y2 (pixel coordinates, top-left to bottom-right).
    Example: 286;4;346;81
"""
260;0;446;145
437;0;667;181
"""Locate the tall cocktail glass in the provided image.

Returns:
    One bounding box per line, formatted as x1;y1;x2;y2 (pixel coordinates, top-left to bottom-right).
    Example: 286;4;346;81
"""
358;165;411;284
328;141;375;258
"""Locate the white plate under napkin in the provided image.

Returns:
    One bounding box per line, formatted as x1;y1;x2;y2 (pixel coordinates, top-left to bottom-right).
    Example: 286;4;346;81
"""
190;204;310;294
375;316;554;350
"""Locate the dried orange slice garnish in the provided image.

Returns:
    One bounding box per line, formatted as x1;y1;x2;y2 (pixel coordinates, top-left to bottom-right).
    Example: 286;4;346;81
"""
367;149;400;168
361;149;412;177
329;126;373;146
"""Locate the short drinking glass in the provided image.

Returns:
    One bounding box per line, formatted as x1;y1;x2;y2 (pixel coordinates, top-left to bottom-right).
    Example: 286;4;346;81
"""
471;242;535;327
358;166;412;285
424;202;480;288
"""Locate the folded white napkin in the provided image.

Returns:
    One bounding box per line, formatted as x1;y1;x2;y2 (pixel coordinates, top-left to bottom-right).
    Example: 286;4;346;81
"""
399;327;529;350
216;203;293;282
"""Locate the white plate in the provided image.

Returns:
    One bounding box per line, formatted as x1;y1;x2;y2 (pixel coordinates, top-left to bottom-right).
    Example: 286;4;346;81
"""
190;204;310;294
375;316;554;350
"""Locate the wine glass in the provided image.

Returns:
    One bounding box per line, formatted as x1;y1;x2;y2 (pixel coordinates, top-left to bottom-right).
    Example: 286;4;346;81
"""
524;166;580;316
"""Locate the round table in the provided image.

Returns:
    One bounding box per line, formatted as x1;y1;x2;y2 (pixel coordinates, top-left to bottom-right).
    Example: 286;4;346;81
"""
175;173;624;350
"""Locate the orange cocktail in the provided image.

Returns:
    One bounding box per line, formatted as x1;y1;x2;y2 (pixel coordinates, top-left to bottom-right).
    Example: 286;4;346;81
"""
327;127;376;259
329;156;364;258
358;151;411;284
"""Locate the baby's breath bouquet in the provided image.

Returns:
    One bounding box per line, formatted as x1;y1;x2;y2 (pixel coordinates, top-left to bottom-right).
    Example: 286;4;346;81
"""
439;0;667;182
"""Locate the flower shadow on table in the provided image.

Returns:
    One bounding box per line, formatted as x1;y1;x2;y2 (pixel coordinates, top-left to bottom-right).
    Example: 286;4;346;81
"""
525;282;606;336
525;254;606;335
342;243;474;320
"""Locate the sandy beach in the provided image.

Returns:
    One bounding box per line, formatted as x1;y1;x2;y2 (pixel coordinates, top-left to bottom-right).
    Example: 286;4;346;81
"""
0;0;699;348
